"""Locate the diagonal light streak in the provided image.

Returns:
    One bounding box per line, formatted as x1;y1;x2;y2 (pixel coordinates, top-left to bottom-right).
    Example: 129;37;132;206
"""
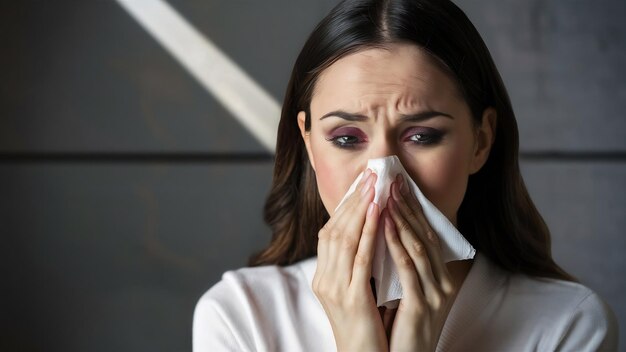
115;0;280;152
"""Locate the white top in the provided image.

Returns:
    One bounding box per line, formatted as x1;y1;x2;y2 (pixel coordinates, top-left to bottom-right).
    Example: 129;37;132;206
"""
193;253;618;351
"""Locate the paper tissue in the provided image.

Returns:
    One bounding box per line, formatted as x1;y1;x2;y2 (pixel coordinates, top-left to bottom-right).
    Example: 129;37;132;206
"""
335;155;475;308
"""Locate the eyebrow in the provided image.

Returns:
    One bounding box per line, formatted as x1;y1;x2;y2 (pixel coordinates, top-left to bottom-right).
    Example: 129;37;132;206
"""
319;110;454;122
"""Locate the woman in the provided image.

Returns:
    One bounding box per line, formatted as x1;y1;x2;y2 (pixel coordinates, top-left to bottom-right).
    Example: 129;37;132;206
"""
194;0;617;350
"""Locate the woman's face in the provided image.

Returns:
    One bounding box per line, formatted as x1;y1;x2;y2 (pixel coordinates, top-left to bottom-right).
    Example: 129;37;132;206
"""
298;43;495;226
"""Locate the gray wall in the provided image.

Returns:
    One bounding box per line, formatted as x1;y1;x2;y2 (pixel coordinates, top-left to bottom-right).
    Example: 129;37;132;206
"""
1;1;624;351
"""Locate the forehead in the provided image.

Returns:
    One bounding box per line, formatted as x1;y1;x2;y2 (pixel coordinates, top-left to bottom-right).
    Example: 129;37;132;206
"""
311;43;463;114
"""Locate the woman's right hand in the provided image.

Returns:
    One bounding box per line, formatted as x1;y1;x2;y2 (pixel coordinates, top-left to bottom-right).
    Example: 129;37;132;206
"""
312;169;388;351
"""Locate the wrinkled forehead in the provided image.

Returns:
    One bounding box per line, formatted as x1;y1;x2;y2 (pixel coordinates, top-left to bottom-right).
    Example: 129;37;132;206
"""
310;43;465;116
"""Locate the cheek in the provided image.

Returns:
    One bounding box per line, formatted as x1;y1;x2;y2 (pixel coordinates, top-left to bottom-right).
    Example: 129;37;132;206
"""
311;143;362;216
313;159;343;214
407;145;472;222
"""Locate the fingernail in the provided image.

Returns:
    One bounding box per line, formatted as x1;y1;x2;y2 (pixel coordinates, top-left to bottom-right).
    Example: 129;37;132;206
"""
387;195;395;211
361;174;374;196
363;168;372;180
396;174;405;192
391;182;400;201
358;169;372;188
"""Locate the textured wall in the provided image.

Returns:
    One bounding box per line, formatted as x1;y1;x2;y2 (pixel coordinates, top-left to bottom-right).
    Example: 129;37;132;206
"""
1;1;624;351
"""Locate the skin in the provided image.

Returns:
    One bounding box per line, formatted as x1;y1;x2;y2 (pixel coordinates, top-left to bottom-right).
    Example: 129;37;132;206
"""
297;43;496;351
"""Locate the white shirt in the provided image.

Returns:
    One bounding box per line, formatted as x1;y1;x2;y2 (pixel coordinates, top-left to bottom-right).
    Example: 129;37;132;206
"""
193;253;618;351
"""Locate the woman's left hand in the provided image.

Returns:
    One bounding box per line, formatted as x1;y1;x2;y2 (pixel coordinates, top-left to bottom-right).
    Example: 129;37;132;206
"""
381;174;456;352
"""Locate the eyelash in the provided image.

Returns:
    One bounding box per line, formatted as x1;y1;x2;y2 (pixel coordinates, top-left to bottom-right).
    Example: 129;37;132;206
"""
407;132;444;145
326;129;444;149
326;135;363;149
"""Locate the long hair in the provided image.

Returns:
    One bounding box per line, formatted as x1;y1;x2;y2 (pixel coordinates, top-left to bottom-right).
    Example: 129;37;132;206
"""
250;0;573;281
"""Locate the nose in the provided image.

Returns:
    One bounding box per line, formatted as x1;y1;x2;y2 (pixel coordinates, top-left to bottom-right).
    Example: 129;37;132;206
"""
367;135;398;160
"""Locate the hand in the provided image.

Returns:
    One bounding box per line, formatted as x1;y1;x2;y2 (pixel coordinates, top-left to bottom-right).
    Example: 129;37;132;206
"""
382;174;456;352
313;169;388;351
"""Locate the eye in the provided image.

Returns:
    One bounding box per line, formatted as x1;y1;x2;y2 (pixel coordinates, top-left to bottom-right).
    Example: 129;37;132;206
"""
327;135;363;148
404;127;444;145
326;127;367;149
409;133;435;143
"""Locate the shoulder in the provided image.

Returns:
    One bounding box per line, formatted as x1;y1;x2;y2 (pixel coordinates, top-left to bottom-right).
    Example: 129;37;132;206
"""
192;258;321;351
202;258;313;303
505;272;618;351
457;255;618;351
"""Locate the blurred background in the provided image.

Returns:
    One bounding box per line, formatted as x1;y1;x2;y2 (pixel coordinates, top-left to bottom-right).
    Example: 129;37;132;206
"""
0;0;624;351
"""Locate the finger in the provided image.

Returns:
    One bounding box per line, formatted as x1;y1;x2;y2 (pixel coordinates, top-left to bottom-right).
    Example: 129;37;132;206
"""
393;175;438;255
392;175;450;289
391;179;437;249
319;169;374;281
382;209;425;306
324;168;373;229
387;196;440;305
334;175;377;283
351;201;379;286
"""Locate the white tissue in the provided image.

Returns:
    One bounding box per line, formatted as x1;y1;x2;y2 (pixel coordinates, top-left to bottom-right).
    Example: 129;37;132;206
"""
335;155;475;308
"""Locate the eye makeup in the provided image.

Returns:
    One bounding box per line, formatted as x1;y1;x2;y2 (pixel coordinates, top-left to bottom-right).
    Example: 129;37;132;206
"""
324;125;446;149
401;126;445;145
325;126;367;149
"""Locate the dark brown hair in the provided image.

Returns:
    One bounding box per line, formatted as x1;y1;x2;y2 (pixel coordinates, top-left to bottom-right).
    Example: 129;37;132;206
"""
251;0;573;281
